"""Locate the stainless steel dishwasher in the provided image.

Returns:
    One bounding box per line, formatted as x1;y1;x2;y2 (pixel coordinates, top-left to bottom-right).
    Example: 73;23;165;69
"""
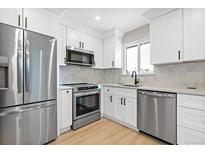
137;90;176;144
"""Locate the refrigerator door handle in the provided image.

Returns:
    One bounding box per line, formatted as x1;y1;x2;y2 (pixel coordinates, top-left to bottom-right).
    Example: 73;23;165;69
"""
25;39;30;92
17;39;23;94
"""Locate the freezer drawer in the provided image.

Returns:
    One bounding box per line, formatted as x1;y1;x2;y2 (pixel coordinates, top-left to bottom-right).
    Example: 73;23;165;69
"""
0;100;57;145
137;90;176;144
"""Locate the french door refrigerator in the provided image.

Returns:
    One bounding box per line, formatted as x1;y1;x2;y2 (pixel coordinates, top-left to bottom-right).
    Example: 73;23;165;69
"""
0;23;57;144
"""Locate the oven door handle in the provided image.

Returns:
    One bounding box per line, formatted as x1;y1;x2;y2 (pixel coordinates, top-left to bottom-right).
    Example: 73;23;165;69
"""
74;90;100;97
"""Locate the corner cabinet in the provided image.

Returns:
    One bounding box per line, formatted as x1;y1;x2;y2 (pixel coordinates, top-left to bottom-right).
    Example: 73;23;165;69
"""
183;9;205;61
103;37;122;68
150;9;183;64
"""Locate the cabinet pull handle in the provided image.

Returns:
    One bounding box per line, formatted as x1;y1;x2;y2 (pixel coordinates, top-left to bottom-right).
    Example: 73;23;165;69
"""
67;91;69;93
79;41;81;48
18;14;21;26
25;17;28;28
110;95;112;102
124;98;126;106
112;61;114;67
178;50;181;60
121;97;123;105
82;42;84;48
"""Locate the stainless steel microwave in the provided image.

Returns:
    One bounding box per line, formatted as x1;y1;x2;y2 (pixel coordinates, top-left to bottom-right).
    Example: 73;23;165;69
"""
66;46;94;66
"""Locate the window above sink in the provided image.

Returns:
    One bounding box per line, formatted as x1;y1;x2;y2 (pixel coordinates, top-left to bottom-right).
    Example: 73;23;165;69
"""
122;38;154;76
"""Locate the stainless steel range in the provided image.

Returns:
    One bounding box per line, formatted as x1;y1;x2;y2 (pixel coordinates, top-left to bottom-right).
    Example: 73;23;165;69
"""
62;83;101;129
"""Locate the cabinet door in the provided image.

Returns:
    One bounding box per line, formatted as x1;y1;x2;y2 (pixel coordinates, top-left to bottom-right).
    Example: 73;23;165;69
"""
61;89;72;129
114;37;122;68
183;9;205;61
103;37;115;68
177;107;205;134
0;8;22;27
177;126;205;145
23;9;51;35
57;24;67;65
114;95;124;121
67;27;81;48
104;94;114;117
80;33;93;51
124;97;137;127
150;9;183;64
93;38;104;68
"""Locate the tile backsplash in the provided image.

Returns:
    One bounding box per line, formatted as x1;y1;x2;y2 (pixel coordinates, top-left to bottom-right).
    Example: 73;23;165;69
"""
60;61;205;89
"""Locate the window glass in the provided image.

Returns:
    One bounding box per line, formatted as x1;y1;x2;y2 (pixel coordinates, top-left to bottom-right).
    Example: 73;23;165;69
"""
124;41;154;75
126;45;138;74
139;43;153;73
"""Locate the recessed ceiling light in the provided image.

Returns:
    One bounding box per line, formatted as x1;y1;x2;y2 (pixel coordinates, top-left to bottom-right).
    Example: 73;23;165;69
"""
95;15;101;21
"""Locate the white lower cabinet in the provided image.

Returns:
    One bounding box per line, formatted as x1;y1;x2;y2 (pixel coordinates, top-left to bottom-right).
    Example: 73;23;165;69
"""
177;126;205;145
103;86;137;128
103;87;114;118
177;94;205;145
59;88;72;133
124;97;137;127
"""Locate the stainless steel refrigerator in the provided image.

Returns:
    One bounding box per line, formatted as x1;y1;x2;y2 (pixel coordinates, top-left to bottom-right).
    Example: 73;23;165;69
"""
0;23;57;145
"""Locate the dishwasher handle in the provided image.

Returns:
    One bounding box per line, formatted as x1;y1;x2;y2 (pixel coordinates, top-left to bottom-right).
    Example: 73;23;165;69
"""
138;90;176;98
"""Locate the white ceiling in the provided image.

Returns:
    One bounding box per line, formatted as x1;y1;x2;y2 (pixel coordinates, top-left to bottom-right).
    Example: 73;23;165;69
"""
46;8;150;34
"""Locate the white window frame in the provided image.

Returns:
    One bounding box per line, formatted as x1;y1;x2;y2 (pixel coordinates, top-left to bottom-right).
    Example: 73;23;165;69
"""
122;38;154;76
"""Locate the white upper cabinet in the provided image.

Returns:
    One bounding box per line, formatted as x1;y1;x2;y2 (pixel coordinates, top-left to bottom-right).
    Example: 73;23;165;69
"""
23;9;52;36
67;27;93;51
0;8;52;36
80;33;93;51
67;27;81;48
183;9;205;61
103;37;122;68
150;9;183;64
92;38;104;68
0;9;22;27
57;24;67;65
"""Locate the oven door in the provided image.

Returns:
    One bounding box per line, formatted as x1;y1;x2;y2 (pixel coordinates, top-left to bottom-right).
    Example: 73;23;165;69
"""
73;90;100;120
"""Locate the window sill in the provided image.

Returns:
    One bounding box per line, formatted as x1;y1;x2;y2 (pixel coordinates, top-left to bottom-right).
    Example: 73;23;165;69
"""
122;73;155;77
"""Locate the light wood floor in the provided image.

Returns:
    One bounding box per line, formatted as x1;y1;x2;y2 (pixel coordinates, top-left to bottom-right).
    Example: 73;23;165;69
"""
50;118;165;145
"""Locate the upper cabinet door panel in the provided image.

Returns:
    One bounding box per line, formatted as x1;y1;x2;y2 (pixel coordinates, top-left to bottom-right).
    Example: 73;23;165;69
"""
150;9;183;64
67;27;80;48
23;9;51;35
0;8;22;27
183;9;205;61
80;33;93;51
103;37;115;68
93;38;104;68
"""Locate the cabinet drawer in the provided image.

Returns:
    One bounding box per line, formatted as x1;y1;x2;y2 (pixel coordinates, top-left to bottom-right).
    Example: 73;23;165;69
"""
177;94;205;110
114;88;137;99
177;107;205;133
177;126;205;145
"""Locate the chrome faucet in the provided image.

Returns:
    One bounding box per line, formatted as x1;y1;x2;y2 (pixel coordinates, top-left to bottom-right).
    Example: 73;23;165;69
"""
131;71;139;85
